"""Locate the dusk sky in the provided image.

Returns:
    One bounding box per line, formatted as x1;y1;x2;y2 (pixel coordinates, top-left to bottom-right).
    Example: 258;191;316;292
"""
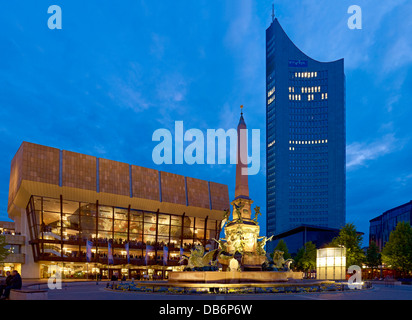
1;1;412;247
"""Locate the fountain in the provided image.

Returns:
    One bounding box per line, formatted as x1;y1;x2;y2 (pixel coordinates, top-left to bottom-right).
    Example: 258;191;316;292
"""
109;107;371;295
168;106;303;284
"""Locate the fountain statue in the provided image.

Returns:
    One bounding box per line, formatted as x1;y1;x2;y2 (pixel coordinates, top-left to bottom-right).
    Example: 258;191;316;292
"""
179;245;219;270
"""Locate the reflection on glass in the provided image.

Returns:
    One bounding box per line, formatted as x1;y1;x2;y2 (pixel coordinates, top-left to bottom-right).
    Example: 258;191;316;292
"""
114;220;128;233
99;206;113;218
130;210;143;221
26;195;221;267
158;214;170;225
114;208;128;220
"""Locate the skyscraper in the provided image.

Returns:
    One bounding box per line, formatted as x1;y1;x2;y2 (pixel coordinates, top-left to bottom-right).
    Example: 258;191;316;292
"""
266;18;346;239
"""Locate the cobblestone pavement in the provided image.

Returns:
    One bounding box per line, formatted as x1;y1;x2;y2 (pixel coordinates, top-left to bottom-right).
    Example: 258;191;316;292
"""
47;282;412;300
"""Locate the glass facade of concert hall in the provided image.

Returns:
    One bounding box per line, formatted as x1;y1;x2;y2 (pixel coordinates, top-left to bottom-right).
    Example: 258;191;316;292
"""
26;195;221;279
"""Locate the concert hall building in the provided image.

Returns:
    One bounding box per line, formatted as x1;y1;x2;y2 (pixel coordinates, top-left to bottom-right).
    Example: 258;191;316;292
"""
6;142;229;279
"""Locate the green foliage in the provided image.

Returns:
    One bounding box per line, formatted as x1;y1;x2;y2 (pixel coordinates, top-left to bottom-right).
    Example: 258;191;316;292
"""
329;223;365;266
294;241;317;272
0;235;10;262
382;222;412;275
366;241;381;269
270;239;291;260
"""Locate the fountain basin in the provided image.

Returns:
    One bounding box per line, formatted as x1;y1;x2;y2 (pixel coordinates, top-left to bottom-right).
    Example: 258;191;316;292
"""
168;271;303;284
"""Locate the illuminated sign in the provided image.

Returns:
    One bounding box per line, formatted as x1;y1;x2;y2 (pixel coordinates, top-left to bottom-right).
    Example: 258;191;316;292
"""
288;60;308;68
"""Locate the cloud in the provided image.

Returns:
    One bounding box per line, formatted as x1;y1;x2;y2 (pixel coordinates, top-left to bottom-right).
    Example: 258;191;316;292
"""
277;0;411;71
394;173;412;187
385;95;401;113
107;63;152;112
150;33;168;60
382;36;412;73
224;0;254;47
156;73;189;103
346;133;400;170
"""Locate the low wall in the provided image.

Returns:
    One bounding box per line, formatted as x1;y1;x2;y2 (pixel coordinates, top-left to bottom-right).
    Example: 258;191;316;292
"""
10;289;48;300
168;271;303;283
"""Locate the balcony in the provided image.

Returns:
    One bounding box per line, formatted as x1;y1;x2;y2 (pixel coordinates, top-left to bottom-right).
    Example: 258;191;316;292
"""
3;253;25;264
3;234;25;245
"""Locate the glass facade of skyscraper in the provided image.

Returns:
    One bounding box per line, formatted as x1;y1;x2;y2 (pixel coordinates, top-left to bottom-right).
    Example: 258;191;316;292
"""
266;19;346;242
370;201;412;251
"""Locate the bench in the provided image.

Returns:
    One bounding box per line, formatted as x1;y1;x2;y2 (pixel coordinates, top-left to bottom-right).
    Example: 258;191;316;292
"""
9;289;48;300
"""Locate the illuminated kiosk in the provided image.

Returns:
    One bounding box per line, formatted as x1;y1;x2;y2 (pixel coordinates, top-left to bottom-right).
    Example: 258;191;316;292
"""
168;107;303;284
316;247;346;280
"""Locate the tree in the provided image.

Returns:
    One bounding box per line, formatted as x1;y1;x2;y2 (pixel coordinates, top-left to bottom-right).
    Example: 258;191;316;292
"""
382;222;412;277
329;223;365;267
366;241;381;279
294;241;317;272
270;239;291;260
0;235;10;262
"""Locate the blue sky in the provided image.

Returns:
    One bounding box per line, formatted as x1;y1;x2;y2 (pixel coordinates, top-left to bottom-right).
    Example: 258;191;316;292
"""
1;1;412;247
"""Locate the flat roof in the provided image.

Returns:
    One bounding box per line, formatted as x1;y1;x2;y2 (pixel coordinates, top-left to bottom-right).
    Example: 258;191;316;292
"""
369;200;412;223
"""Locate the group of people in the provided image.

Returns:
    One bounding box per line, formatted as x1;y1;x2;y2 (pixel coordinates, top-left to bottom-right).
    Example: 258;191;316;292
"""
0;270;22;300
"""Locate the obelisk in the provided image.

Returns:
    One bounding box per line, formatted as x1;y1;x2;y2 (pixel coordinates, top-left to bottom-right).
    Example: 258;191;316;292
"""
232;106;253;220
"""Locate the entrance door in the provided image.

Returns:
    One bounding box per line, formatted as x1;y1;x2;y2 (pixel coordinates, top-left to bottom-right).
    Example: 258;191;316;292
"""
101;269;109;280
130;270;143;280
109;269;121;280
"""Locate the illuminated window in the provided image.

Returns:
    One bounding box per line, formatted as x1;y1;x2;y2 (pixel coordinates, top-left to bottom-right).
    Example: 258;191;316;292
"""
268;87;275;97
268;96;275;105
